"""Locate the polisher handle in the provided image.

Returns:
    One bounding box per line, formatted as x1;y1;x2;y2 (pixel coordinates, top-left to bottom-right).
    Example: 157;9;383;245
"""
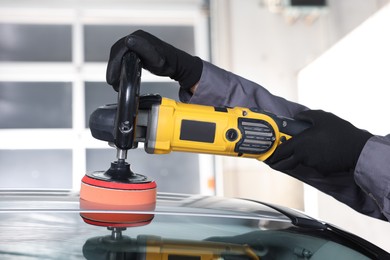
115;52;142;151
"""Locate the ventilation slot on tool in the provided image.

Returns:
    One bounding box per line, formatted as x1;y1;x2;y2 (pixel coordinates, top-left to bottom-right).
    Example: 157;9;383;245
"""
235;118;275;154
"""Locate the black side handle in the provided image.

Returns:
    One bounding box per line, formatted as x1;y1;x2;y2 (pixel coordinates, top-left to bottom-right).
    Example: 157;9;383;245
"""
250;108;311;137
273;115;311;136
115;52;142;150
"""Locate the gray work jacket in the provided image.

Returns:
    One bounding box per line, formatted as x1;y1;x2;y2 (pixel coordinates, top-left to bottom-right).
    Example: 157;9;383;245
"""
180;61;390;221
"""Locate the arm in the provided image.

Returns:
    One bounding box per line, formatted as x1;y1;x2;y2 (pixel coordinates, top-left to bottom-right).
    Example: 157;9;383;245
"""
186;61;388;220
355;135;390;220
179;61;308;118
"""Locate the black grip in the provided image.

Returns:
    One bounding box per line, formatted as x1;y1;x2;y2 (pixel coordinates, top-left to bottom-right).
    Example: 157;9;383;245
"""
249;108;311;136
273;116;311;136
115;52;142;150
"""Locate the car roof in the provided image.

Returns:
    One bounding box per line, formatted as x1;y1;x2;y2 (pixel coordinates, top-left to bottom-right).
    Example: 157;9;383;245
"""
0;190;290;222
1;190;389;259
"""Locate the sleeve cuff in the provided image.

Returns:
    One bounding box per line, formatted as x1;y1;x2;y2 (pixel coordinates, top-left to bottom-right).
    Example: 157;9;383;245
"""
355;135;390;214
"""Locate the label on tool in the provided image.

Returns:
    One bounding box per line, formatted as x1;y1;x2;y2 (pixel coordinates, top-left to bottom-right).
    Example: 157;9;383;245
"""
179;120;216;143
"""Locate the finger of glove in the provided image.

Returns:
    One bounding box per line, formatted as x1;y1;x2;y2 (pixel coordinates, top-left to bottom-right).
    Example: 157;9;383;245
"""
268;153;300;172
266;135;301;165
106;36;128;91
265;110;316;169
293;109;323;124
126;31;168;75
128;30;202;88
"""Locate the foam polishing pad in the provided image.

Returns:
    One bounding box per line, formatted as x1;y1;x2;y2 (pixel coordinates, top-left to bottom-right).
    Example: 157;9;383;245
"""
80;172;157;227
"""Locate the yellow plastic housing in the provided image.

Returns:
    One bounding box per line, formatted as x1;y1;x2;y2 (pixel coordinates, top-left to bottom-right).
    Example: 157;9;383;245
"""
148;98;291;161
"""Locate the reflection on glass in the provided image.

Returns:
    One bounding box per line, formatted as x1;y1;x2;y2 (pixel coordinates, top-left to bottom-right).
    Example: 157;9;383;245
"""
83;231;262;260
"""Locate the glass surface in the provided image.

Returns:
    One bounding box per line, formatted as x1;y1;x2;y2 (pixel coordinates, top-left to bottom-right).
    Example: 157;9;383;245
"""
0;150;72;189
0;191;288;219
84;25;195;62
0;191;379;260
85;81;180;128
86;149;200;194
0;82;72;128
0;23;72;62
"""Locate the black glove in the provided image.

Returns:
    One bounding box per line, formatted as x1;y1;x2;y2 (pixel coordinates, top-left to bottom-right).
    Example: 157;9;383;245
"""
266;109;373;174
106;30;203;91
265;110;387;219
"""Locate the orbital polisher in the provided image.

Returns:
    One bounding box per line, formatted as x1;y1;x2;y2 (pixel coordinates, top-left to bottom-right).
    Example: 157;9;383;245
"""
80;51;311;228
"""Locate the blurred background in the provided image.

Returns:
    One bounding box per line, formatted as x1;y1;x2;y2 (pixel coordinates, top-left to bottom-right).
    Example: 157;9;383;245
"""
0;0;389;252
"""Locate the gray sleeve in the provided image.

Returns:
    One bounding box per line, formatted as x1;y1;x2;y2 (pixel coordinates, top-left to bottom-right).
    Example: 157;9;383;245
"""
355;134;390;220
179;61;308;117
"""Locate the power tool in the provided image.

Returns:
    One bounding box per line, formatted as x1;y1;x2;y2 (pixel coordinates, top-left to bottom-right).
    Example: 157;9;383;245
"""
90;96;310;160
80;52;310;227
88;70;310;162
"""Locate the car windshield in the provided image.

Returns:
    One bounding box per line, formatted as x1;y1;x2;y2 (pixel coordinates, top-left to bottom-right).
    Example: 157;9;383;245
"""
0;191;376;259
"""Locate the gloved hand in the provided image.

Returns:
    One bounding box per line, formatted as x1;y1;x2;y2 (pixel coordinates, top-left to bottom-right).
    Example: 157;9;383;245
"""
106;30;203;92
266;109;373;174
265;110;386;219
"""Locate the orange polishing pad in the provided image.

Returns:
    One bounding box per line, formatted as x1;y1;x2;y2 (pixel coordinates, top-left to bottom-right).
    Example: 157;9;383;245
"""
80;172;157;227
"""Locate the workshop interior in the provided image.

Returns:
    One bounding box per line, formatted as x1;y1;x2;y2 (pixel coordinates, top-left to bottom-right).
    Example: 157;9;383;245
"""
0;0;390;258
